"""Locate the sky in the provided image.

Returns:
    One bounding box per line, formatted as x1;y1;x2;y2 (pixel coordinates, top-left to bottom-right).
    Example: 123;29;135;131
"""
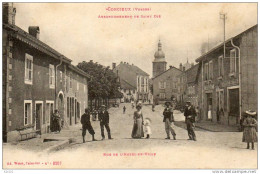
14;3;257;76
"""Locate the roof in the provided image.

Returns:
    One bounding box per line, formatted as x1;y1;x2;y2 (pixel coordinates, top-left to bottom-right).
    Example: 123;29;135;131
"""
68;65;91;79
3;23;91;79
186;64;199;84
113;62;149;88
116;63;149;76
3;23;72;64
120;79;136;90
196;24;257;63
152;65;182;80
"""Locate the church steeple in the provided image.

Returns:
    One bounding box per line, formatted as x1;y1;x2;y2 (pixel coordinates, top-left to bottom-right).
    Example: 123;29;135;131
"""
152;39;167;78
154;40;165;59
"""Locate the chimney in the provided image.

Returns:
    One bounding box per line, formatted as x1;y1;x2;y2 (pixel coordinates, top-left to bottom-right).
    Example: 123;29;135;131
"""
169;65;173;69
112;63;116;69
3;3;16;25
179;63;183;71
28;26;40;39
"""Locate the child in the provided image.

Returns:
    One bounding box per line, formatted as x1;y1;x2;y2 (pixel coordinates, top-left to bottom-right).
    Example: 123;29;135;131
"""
242;110;257;150
144;118;152;139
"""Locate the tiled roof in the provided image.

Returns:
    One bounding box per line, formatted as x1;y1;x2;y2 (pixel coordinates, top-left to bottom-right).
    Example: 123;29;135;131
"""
113;62;149;88
186;64;199;84
196;24;257;62
120;79;136;90
4;23;91;79
152;65;182;80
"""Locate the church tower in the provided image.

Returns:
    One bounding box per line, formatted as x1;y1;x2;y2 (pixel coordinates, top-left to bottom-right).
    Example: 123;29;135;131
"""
152;40;167;78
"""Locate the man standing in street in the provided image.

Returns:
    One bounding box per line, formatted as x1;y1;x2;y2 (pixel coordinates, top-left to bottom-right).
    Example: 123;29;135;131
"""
184;101;197;141
99;105;112;140
81;108;97;143
163;102;176;140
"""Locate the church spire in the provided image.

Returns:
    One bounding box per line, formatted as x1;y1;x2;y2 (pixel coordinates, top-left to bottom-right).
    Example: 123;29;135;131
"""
158;39;162;51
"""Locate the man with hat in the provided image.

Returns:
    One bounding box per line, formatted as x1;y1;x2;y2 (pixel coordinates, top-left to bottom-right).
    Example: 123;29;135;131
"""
184;101;197;141
98;105;112;140
163;101;176;140
81;108;97;143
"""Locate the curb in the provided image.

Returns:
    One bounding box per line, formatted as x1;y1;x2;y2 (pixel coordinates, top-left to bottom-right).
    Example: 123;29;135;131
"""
43;139;71;153
175;121;239;132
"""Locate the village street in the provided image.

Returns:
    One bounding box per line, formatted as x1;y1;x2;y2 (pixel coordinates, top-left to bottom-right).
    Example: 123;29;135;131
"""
53;103;257;169
3;103;258;169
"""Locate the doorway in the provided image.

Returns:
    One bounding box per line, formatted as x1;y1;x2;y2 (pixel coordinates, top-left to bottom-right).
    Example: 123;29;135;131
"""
35;102;43;132
228;88;239;124
206;93;213;120
58;93;64;121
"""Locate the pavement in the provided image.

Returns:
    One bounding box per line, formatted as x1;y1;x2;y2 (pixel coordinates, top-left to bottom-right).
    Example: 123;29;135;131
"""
3;103;258;169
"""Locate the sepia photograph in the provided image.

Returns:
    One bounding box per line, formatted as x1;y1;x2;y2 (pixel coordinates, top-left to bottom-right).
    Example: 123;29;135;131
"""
2;1;258;171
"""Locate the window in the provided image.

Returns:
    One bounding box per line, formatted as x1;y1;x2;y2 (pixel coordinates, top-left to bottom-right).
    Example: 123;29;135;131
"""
77;82;79;91
24;53;33;84
159;81;166;89
218;56;224;76
230;49;236;73
60;71;63;83
24;100;32;126
209;61;213;80
141;77;144;92
46;101;54;124
69;74;72;88
159;93;165;99
49;64;55;88
204;63;209;80
173;82;177;89
84;84;86;93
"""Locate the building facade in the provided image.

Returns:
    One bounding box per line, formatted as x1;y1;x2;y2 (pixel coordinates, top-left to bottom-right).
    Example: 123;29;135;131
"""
2;3;90;142
113;62;150;102
152;66;182;103
196;25;258;125
177;64;200;107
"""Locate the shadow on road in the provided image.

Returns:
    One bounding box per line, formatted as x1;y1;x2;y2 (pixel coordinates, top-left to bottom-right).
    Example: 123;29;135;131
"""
174;121;206;132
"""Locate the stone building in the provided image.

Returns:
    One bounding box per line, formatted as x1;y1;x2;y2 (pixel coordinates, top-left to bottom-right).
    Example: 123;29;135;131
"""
113;62;150;102
2;3;90;142
152;66;182;103
196;24;258;125
177;64;200;107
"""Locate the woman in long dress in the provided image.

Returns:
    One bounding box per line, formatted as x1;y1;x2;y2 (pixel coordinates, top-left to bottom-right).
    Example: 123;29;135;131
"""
242;110;257;150
131;104;144;139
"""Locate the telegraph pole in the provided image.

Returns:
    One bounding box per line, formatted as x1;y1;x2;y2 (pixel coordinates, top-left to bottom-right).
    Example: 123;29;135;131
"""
220;13;227;59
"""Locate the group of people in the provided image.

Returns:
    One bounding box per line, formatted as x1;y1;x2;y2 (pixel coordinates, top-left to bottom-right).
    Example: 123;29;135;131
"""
80;105;112;143
130;100;197;141
80;101;257;150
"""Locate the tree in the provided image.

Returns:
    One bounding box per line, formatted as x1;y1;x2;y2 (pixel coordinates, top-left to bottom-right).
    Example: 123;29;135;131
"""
77;61;122;109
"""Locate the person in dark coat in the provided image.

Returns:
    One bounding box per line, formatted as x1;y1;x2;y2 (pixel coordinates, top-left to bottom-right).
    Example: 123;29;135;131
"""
184;101;197;141
99;105;112;140
52;109;61;133
163;102;176;140
123;106;126;114
81;108;97;143
242;110;257;150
